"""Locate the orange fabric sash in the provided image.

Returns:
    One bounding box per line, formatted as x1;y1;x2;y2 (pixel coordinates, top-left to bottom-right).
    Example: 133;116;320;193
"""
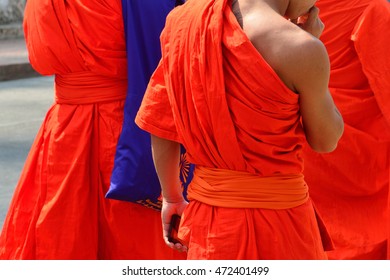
55;72;127;104
187;166;309;209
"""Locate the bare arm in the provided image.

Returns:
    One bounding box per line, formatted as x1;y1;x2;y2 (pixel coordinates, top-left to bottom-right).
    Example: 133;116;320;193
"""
151;135;188;251
291;8;344;152
295;40;344;152
242;5;343;153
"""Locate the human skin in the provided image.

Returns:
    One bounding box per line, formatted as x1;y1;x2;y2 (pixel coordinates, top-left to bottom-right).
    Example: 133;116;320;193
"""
153;0;343;251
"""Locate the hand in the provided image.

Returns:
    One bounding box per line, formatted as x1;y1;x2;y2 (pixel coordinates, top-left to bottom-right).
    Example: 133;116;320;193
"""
292;6;324;38
161;199;188;252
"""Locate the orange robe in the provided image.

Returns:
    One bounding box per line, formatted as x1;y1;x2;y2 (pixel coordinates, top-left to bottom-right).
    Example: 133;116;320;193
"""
303;0;390;259
0;0;185;260
136;0;331;259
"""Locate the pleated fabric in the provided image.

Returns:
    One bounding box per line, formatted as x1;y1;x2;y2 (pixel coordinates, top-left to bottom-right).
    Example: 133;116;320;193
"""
136;0;331;259
303;0;390;260
179;200;327;260
0;0;185;260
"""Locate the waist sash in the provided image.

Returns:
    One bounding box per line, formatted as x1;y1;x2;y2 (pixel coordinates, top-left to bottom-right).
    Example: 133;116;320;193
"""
55;71;127;104
187;166;309;209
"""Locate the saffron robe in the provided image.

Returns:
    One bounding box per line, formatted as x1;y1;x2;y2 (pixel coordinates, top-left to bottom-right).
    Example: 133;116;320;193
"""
0;0;185;260
303;0;390;259
136;0;331;259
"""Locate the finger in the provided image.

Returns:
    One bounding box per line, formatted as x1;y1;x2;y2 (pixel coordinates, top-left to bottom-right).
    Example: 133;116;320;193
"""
297;13;309;24
306;6;320;23
162;222;171;245
173;242;188;253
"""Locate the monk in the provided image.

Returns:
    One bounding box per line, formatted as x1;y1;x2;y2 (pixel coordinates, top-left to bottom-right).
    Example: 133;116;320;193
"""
0;0;185;260
303;0;390;260
135;0;344;259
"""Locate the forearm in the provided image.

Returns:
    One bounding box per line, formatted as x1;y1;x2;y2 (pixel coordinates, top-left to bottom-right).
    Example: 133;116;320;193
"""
151;135;188;251
301;92;344;153
151;134;183;202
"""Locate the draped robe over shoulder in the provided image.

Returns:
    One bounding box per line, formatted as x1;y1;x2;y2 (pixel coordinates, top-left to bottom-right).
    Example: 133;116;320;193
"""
136;0;332;259
303;0;390;260
0;0;184;260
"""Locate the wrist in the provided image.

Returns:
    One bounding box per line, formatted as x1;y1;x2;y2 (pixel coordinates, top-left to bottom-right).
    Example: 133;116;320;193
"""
162;192;185;204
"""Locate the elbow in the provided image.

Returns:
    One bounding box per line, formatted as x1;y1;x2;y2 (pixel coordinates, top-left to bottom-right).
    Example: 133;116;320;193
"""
307;124;344;154
309;142;338;153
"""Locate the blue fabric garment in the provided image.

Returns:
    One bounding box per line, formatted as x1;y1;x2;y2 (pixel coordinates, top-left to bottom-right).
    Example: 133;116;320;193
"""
106;0;192;209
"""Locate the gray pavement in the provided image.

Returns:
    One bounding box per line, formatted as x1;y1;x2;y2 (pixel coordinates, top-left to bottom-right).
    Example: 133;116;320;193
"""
0;36;53;229
0;37;40;81
0;76;54;230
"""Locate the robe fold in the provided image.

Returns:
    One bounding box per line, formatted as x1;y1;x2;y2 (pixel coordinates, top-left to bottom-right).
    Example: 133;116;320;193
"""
303;0;390;260
0;0;185;260
136;0;331;259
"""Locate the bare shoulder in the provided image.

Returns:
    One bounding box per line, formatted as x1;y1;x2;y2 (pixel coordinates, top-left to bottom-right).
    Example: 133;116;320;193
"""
245;17;329;92
283;29;330;92
288;30;328;64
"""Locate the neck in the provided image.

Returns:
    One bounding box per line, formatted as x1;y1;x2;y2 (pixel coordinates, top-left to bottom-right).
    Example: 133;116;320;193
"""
238;0;289;16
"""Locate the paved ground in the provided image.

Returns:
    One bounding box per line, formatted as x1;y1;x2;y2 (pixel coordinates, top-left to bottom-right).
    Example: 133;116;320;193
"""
0;37;53;229
0;76;54;229
0;37;40;81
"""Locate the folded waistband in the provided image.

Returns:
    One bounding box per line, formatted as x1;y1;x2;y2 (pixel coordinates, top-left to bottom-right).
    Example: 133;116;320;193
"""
55;71;127;104
187;166;309;209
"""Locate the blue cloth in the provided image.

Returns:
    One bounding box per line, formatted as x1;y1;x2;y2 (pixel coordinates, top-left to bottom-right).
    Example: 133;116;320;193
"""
106;0;192;209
